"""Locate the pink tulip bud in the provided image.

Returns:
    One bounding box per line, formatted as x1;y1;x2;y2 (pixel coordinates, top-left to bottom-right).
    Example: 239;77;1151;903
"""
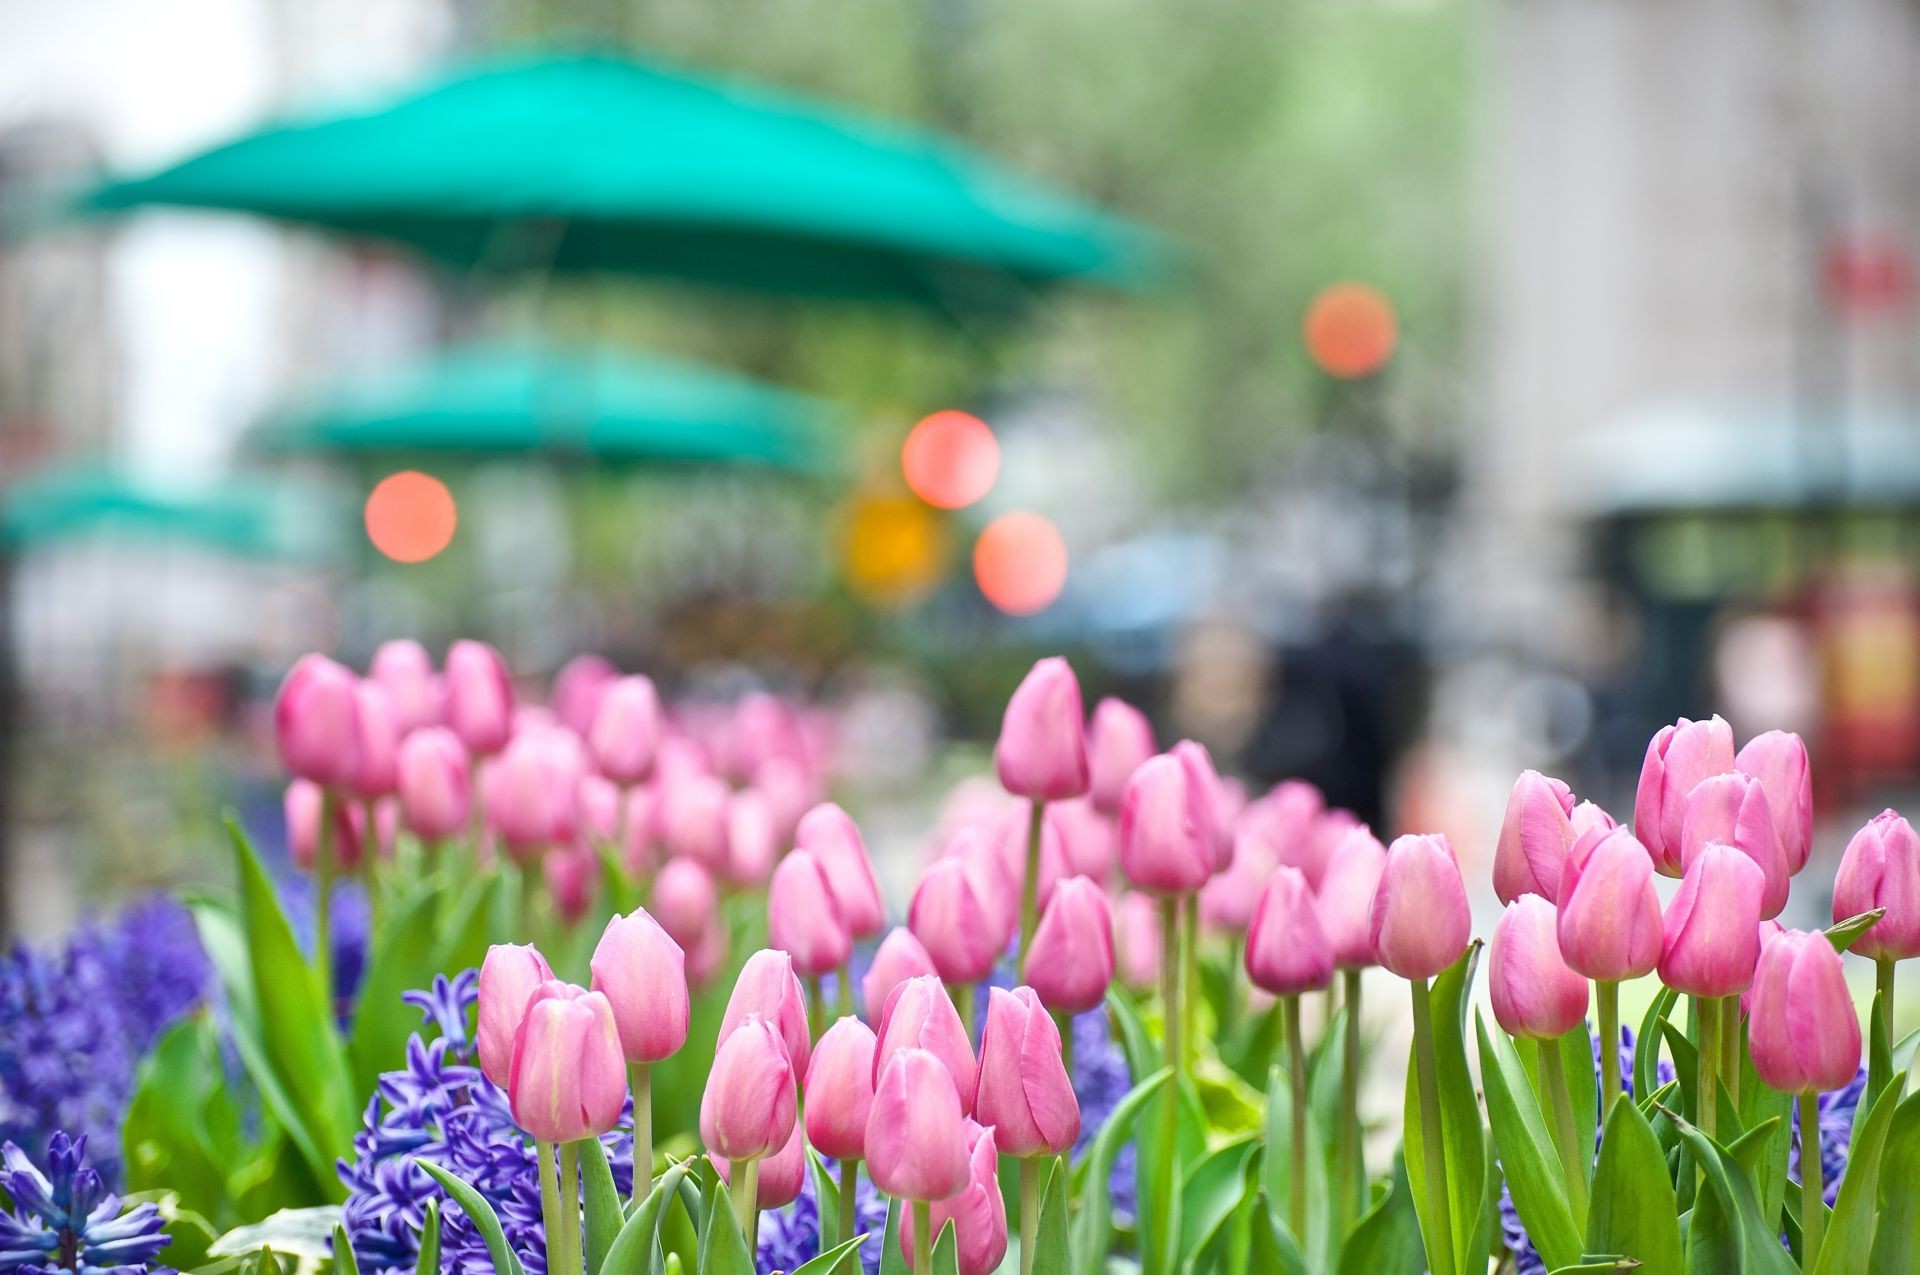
1492;771;1577;905
487;728;581;859
1047;798;1117;886
478;943;555;1087
874;975;977;1114
1834;810;1920;960
659;773;731;869
715;789;774;887
1634;715;1735;875
369;638;443;734
1741;919;1786;1017
577;774;622;845
1660;843;1767;997
1242;781;1328;887
804;1016;878;1161
866;1048;972;1203
994;658;1090;802
1025;876;1114;1014
285;779;365;873
897;1118;1009;1275
1569;801;1617;841
275;654;361;787
947;826;1019;950
1369;834;1471;980
1680;771;1788;918
1315;823;1388;969
1172;741;1230;871
725;692;809;781
1735;730;1812;876
687;921;729;989
975;987;1080;1157
1199;824;1276;932
1118;751;1216;895
1556;826;1662;981
445;639;516;756
1247;866;1335;995
652;856;718;951
863;928;939;1022
589;675;663;786
1748;929;1861;1094
797;803;886;938
700;1013;798;1161
395;727;471;840
551;654;617;738
1115;891;1164;990
909;856;1003;985
590;909;689;1064
753;755;817;845
769;849;853;976
1489;894;1589;1039
1087;697;1156;815
346;681;401;799
544;843;598;924
719;949;811;1077
507;981;627;1143
712;1119;806;1211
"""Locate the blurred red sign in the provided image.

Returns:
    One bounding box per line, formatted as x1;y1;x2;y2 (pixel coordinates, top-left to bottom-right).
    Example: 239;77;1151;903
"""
1823;233;1914;318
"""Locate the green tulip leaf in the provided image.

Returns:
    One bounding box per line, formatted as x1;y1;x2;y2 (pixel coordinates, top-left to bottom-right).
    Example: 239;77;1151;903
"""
697;1178;755;1275
1070;1065;1172;1275
1812;1068;1906;1275
1476;1014;1582;1268
579;1136;623;1275
879;1196;908;1275
1335;1154;1424;1275
415;1160;525;1275
1826;909;1887;953
415;1199;441;1275
1182;1134;1257;1270
1869;1090;1920;1273
1400;945;1491;1275
1263;1057;1332;1270
332;1223;361;1275
1585;1097;1682;1275
601;1159;691;1275
790;1233;872;1275
931;1217;960;1275
1633;987;1680;1107
1657;1108;1796;1275
1030;1157;1072;1275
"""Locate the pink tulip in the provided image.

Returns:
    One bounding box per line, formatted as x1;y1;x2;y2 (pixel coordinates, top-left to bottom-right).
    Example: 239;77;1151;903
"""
544;844;597;924
1172;741;1230;870
477;943;555;1087
590;909;689;1064
652;857;718;953
718;789;776;887
1570;801;1618;840
1492;770;1577;905
1660;843;1767;997
994;658;1090;801
577;773;622;845
1742;919;1786;1017
975;987;1080;1157
1489;894;1589;1039
804;1016;878;1162
1199;824;1276;933
1735;730;1812;875
1118;752;1216;895
713;1119;806;1210
1833;810;1920;961
285;779;365;872
507;981;627;1143
1047;797;1117;885
659;773;731;869
1315;823;1388;969
687;921;730;989
396;726;471;840
368;638;442;734
769;849;853;977
866;1049;972;1203
1634;715;1735;874
275;654;361;787
1247;866;1335;995
1087;696;1156;815
753;755;817;845
619;785;659;876
725;692;809;780
700;1013;798;1161
552;654;617;739
995;802;1068;917
1369;834;1471;980
1243;781;1328;887
874;975;977;1114
1748;929;1861;1094
797;803;886;938
487;728;581;859
898;1119;1009;1275
863;928;939;1023
1115;891;1164;990
1680;771;1788;918
1556;827;1662;981
445;639;516;756
1025;876;1114;1014
347;681;400;799
719;949;811;1077
909;856;1003;985
590;675;663;786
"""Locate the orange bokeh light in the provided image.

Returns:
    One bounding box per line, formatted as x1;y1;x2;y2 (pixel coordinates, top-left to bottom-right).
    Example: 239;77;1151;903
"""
365;470;457;563
1303;282;1398;378
902;410;1000;509
973;511;1067;615
840;492;948;607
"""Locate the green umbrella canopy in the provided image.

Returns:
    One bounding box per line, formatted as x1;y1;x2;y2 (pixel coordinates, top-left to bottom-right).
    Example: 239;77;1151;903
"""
86;53;1161;309
250;341;839;473
1;466;333;559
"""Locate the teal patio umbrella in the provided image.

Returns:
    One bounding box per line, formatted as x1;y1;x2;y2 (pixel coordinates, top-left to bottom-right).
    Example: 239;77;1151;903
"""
1;465;332;559
86;53;1161;311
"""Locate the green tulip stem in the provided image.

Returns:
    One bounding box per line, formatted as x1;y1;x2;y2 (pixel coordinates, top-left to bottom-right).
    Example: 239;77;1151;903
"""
733;1155;761;1256
1019;1156;1041;1275
838;1157;860;1254
952;981;976;1045
1722;995;1742;1109
1056;1010;1075;1079
835;961;854;1021
1337;967;1364;1231
1018;800;1046;977
1878;957;1896;1053
1181;895;1198;1075
806;974;824;1042
1535;1035;1589;1224
557;1141;582;1275
912;1199;934;1275
1153;893;1183;1275
1161;896;1182;1072
535;1141;563;1275
314;788;335;1005
1409;976;1457;1275
1800;1089;1823;1271
1596;980;1621;1119
1697;993;1720;1139
1283;993;1309;1242
359;796;382;933
629;1062;652;1205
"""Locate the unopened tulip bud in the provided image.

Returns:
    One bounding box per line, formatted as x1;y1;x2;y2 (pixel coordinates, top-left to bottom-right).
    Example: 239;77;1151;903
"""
945;825;1019;950
285;779;365;873
1634;715;1735;874
478;943;555;1087
1025;876;1114;1014
552;654;617;739
863;928;939;1022
866;1049;972;1203
652;856;717;952
396;726;471;840
1736;730;1812;876
1660;843;1766;997
1087;697;1156;815
1199;825;1275;933
1741;919;1786;1017
507;982;627;1143
753;755;817;845
275;654;361;787
700;1013;797;1161
348;681;400;799
1115;891;1164;990
898;1118;1008;1275
1172;741;1230;871
660;773;731;869
1118;752;1215;895
369;638;442;734
1680;771;1788;918
994;658;1090;801
1493;770;1577;905
544;843;597;924
687;921;729;989
1247;866;1335;995
1569;801;1617;840
590;909;689;1064
1244;781;1328;887
874;975;977;1114
713;1119;805;1211
1369;834;1471;980
1489;894;1589;1039
1833;810;1920;961
1556;827;1662;981
590;675;663;786
975;986;1080;1157
1748;929;1861;1094
1047;797;1117;885
797;803;886;938
909;856;1002;985
725;692;808;780
805;1016;878;1162
721;789;778;887
719;949;811;1077
577;773;621;844
487;728;581;859
1315;823;1387;969
445;639;516;757
769;849;853;977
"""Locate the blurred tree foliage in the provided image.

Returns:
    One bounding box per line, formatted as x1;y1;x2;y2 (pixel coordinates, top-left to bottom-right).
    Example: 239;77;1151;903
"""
487;0;1473;505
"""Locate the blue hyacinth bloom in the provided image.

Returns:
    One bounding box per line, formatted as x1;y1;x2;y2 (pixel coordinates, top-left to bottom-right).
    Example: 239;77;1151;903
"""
0;1131;172;1274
